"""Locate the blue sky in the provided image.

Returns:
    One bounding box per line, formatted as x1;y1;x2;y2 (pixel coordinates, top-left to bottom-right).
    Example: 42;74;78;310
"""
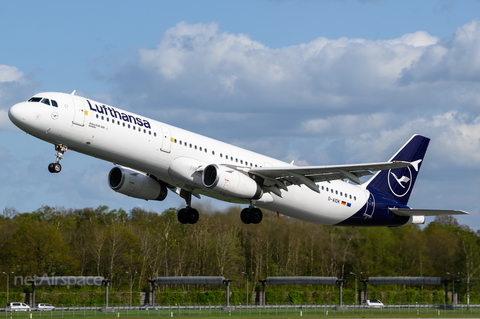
1;0;480;227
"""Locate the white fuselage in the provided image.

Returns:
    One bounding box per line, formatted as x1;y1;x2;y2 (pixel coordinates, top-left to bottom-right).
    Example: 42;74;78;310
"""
9;92;368;225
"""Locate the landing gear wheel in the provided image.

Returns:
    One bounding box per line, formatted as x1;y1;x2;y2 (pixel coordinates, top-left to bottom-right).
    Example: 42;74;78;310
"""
48;163;62;173
248;207;263;224
241;208;251;224
185;208;199;224
178;208;199;224
178;208;188;224
241;207;262;224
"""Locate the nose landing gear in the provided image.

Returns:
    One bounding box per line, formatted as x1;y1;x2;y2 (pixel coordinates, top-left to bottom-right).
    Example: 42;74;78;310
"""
48;144;67;173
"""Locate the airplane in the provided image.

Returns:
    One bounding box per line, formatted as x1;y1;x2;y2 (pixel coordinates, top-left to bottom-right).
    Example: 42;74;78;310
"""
8;91;468;226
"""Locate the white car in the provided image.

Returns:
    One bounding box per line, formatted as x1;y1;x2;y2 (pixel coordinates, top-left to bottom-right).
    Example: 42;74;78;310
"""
37;303;55;311
6;302;31;311
362;299;384;308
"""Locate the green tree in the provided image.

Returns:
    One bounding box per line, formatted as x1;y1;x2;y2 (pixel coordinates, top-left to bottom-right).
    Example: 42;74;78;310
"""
5;221;77;276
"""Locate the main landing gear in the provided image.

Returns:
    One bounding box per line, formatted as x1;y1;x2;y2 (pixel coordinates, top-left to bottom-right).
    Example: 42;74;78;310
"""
48;144;67;173
175;190;263;225
240;206;263;224
178;207;199;224
177;190;199;224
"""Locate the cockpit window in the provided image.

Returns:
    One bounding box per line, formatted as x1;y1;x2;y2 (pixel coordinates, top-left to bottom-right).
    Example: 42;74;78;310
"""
27;96;58;107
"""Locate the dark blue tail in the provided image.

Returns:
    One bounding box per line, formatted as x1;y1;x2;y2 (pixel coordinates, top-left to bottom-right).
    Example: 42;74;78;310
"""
365;135;430;206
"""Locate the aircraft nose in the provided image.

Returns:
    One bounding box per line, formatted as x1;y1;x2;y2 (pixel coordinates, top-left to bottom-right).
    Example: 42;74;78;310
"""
8;102;26;125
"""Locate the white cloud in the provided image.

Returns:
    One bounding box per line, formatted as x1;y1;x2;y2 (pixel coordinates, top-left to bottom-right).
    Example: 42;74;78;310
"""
110;20;461;123
0;65;39;131
108;20;480;172
301;113;392;135
399;20;480;84
0;65;23;83
429;111;480;168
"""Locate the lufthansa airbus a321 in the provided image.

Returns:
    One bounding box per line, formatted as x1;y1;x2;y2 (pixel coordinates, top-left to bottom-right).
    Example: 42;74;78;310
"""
8;92;468;226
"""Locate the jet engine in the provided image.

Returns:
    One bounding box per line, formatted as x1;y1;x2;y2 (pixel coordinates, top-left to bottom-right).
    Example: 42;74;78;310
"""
202;164;263;200
108;166;167;201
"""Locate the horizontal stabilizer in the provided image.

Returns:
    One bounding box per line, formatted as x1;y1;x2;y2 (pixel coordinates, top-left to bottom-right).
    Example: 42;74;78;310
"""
390;208;469;216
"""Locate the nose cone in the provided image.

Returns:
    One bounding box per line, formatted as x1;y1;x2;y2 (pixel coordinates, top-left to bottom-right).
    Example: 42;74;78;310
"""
8;102;26;127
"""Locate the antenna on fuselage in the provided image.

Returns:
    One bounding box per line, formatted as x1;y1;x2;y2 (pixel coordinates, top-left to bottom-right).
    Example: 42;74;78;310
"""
71;90;76;95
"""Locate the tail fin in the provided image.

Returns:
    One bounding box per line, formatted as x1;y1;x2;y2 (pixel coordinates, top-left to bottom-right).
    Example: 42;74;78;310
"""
365;134;430;206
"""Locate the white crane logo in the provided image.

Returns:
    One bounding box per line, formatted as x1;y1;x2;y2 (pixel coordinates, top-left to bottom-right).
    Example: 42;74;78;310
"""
390;172;410;188
387;159;421;198
387;168;412;197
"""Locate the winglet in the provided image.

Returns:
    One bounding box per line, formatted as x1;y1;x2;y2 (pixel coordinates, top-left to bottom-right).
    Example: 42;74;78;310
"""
410;159;422;172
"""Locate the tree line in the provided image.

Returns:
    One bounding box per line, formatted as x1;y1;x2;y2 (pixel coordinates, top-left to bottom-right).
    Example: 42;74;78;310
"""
0;205;479;304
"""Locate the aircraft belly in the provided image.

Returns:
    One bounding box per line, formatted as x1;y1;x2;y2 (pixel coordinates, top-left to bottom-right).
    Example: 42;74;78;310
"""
257;185;365;225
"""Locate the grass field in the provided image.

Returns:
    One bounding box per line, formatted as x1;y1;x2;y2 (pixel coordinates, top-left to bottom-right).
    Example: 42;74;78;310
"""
4;305;480;318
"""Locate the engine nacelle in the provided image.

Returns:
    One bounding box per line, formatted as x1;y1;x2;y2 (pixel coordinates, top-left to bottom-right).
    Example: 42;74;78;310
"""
202;164;263;200
108;166;167;201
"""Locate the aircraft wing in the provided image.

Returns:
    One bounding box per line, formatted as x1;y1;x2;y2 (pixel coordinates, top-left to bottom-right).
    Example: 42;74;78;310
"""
390;208;469;216
249;161;411;194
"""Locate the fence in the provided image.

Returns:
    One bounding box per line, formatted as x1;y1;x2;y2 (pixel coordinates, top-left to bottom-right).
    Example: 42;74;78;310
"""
3;303;480;317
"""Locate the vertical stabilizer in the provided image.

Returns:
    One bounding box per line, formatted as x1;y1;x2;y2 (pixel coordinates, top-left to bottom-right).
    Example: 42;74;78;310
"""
365;135;430;206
